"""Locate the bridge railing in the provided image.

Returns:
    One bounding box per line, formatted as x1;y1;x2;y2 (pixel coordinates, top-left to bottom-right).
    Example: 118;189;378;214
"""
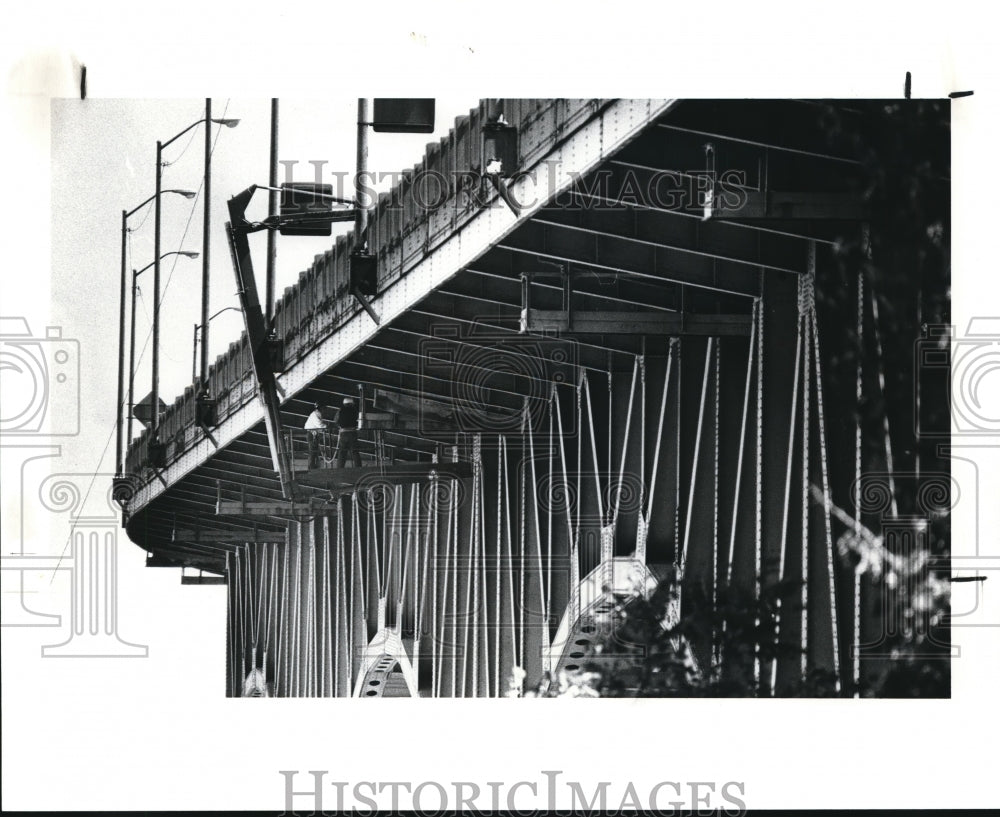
282;427;337;471
125;99;602;478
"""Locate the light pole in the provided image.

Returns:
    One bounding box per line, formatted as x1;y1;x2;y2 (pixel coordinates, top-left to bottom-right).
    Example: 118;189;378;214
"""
152;110;239;461
192;306;242;382
117;190;195;476
266;99;279;329
128;252;199;459
356;98;369;245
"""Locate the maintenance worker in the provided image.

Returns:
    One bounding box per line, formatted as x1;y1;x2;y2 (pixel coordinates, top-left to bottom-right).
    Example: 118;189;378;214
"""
336;396;362;468
304;402;329;469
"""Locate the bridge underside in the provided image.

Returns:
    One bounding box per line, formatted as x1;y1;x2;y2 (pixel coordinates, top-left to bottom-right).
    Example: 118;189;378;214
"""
123;99;950;697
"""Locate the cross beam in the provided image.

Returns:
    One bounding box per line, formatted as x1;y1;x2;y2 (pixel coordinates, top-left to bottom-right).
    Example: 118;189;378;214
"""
216;499;340;518
713;191;867;220
295;461;472;490
173;528;287;544
181;575;228;585
522;309;752;336
520;270;752;336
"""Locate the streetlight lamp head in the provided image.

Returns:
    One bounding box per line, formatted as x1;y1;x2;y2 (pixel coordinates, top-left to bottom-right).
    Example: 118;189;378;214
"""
135;251;199;276
215;118;240;128
177;190;198;199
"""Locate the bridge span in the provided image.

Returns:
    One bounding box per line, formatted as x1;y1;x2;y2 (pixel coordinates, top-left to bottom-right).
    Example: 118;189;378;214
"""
117;98;949;697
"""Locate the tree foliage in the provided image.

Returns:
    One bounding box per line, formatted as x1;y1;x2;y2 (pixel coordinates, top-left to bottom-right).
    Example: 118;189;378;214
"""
530;100;952;699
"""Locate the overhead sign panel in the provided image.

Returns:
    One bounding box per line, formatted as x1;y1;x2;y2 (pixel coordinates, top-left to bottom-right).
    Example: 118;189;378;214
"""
373;98;435;133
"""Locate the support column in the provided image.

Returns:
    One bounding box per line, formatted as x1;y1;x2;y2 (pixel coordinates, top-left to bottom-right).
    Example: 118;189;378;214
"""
521;426;550;689
680;338;717;668
759;265;801;694
644;341;679;564
610;357;642;558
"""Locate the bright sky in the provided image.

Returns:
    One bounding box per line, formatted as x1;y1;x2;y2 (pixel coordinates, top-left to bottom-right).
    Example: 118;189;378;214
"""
50;96;475;462
2;3;999;812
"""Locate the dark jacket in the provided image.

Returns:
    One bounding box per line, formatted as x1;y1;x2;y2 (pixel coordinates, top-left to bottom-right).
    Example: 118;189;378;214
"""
337;403;359;429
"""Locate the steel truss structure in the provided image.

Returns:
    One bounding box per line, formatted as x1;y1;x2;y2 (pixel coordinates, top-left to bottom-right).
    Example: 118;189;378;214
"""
119;98;951;697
